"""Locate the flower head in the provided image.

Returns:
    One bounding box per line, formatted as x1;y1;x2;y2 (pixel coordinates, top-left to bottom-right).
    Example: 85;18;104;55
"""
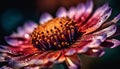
0;0;120;69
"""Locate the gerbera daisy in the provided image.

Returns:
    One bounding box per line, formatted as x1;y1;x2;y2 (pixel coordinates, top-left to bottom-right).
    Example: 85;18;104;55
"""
0;0;120;69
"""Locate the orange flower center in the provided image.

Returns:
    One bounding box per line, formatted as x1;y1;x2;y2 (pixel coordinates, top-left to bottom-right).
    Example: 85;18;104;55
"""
31;17;81;51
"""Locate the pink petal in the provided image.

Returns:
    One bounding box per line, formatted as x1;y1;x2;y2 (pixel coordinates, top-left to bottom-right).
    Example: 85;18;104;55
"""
67;7;77;19
8;51;49;68
46;51;62;62
80;3;112;34
75;0;93;23
56;7;67;17
39;13;53;24
75;3;85;21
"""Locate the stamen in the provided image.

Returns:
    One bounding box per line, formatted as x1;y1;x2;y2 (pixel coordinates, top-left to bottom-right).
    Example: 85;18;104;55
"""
31;17;81;51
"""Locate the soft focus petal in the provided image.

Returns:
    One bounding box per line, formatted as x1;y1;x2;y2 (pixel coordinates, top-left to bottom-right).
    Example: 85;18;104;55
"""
65;55;81;69
5;36;27;46
17;27;26;37
39;13;53;24
23;21;38;33
56;7;67;17
68;7;77;19
23;66;40;69
10;21;37;38
1;66;12;69
75;3;85;21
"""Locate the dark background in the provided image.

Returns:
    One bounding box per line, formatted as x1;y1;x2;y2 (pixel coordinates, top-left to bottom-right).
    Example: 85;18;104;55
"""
0;0;120;69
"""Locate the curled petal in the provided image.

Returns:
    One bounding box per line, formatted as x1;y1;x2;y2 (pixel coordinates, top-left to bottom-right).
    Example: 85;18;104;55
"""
113;25;120;37
39;13;53;24
83;47;105;57
56;7;67;17
101;39;120;48
57;52;65;63
65;55;81;69
111;13;120;23
46;51;62;62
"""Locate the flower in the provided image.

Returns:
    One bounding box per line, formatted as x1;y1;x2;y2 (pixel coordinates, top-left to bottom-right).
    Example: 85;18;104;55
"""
0;0;120;69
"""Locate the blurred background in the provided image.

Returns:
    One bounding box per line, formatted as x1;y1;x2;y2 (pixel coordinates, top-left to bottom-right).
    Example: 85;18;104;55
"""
0;0;120;69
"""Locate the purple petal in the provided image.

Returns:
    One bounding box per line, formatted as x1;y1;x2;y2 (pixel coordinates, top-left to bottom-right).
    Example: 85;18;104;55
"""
85;0;93;14
39;13;53;24
24;66;40;69
64;48;76;56
94;25;117;37
24;21;38;34
113;25;120;37
1;66;12;69
111;13;120;23
92;3;109;17
5;36;25;46
17;27;26;36
56;7;67;17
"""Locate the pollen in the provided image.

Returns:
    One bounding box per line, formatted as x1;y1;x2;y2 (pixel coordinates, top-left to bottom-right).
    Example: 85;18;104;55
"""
31;17;81;51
